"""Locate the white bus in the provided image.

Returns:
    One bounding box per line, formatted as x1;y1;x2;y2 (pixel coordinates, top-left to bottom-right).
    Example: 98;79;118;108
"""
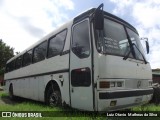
4;4;153;111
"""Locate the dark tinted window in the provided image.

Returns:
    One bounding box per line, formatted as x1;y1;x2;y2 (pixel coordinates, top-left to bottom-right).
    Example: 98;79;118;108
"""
71;68;91;87
23;50;32;66
72;20;90;58
6;60;15;72
15;56;22;69
48;30;67;58
33;41;47;63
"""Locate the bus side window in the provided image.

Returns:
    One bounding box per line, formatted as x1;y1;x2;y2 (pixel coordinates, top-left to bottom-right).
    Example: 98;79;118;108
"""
72;20;90;58
23;50;32;66
15;56;22;69
33;41;47;63
6;63;10;73
7;60;15;72
48;30;67;58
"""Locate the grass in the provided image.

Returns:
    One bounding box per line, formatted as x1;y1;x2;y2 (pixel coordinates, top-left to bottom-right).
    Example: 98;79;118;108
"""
132;104;160;111
0;91;105;120
0;91;5;97
0;91;160;120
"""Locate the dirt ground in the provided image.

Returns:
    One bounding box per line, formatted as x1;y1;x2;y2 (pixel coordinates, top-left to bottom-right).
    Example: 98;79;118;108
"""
0;87;19;105
0;95;6;104
0;88;43;106
0;86;3;91
0;86;4;104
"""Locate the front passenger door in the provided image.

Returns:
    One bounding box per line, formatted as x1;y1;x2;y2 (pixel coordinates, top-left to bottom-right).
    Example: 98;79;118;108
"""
70;19;93;111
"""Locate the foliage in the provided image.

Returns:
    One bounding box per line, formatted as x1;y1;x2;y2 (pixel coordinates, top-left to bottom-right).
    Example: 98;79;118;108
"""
0;39;14;75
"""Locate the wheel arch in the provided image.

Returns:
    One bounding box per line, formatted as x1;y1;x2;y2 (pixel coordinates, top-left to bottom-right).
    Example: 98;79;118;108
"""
9;83;13;91
44;80;61;103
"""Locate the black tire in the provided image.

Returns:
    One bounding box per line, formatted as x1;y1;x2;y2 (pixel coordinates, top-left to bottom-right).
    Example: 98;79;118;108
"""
46;86;62;107
9;85;15;100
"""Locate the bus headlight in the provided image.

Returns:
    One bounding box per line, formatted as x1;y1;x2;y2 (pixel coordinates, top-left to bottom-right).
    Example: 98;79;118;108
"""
117;81;123;87
110;82;116;87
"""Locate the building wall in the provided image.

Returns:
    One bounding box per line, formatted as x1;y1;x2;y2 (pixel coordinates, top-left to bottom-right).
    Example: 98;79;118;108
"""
152;74;160;84
152;69;160;84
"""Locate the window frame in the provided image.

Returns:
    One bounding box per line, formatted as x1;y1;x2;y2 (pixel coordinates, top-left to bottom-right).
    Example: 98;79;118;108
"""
15;55;23;70
47;29;68;59
94;16;140;59
22;49;33;67
126;27;145;61
102;18;128;57
33;40;48;63
71;19;91;59
6;60;15;72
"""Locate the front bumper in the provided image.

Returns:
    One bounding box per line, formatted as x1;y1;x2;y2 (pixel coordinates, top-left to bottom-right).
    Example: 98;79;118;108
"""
98;88;153;111
99;88;153;99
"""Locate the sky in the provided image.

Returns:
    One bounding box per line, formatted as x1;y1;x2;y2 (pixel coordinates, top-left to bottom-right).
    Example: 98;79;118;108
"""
0;0;160;69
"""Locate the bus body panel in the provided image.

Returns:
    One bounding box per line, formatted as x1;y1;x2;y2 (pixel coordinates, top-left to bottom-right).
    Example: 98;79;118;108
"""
5;54;69;80
98;55;152;81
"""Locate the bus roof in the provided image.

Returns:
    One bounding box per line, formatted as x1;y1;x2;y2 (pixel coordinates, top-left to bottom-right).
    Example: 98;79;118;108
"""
73;8;138;33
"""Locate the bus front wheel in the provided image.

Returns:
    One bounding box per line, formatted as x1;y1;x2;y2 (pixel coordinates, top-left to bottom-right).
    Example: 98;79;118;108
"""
46;86;62;107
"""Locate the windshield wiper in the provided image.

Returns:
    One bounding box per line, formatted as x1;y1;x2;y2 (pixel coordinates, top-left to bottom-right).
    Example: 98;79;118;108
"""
123;47;132;60
123;42;136;60
123;43;148;64
123;28;136;61
132;43;148;64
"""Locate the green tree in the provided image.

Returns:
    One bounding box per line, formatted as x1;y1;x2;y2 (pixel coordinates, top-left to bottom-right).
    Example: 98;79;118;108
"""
0;39;14;75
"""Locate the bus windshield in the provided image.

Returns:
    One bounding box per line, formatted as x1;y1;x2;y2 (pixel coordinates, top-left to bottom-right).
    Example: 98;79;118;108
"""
96;18;145;61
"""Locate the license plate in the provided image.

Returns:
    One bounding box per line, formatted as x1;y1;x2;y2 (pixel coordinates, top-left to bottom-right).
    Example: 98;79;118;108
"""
135;97;142;103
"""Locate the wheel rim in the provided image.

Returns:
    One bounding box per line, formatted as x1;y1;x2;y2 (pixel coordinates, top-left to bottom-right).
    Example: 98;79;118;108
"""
49;93;58;106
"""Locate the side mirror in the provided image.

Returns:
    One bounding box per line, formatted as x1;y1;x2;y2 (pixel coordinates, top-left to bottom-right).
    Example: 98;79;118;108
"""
145;41;149;54
140;37;149;54
94;4;104;30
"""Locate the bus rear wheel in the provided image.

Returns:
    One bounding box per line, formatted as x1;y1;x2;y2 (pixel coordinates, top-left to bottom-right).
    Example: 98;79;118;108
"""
9;85;15;100
46;86;62;107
